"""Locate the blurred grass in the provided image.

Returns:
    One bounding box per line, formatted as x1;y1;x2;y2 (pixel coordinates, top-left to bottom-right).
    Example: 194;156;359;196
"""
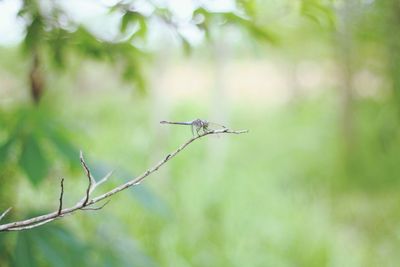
23;88;397;267
1;57;400;265
1;0;399;265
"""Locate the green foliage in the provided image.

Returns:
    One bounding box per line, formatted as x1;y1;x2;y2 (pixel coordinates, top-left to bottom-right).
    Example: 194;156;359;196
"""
130;185;170;217
120;10;147;37
12;224;89;267
301;0;335;29
3;0;400;266
13;0;276;98
17;1;149;92
23;13;44;51
0;220;158;267
0;137;16;166
0;105;79;186
18;134;49;186
45;126;79;165
223;12;278;43
47;28;73;69
193;6;277;43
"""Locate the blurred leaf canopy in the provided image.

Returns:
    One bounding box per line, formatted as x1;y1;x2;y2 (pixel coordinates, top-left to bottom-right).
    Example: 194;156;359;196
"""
1;0;283;187
3;0;400;266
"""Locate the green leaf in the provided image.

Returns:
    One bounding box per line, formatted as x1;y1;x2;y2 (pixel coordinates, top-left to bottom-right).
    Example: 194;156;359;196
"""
72;27;109;60
121;11;134;33
19;135;49;186
193;7;212;20
247;24;278;44
136;16;148;38
13;224;89;267
224;13;278;44
114;169;170;217
121;11;146;34
24;13;44;51
122;60;146;94
48;28;72;69
13;231;37;267
301;0;335;28
131;185;170;217
45;128;79;166
0;233;12;265
0;138;15;165
180;35;192;56
237;0;257;17
34;226;88;267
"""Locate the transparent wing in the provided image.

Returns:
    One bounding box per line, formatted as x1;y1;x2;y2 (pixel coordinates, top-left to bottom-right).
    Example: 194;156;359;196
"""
206;122;227;131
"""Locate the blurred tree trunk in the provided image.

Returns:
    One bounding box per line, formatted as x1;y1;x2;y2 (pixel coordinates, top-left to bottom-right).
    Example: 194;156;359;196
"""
287;62;301;103
386;1;400;116
211;32;229;126
208;30;230;175
336;1;355;153
149;41;172;184
29;51;44;104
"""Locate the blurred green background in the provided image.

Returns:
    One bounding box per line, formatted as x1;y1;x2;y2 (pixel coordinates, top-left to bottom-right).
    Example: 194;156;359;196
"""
1;0;400;266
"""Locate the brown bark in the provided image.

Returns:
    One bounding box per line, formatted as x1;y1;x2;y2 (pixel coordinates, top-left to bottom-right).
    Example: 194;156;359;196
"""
29;52;44;104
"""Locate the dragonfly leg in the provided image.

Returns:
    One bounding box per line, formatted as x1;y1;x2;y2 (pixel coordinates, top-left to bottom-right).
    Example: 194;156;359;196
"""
191;125;195;136
196;125;202;136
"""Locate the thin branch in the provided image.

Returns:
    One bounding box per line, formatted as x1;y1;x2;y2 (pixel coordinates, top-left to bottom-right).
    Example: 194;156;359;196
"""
97;171;113;187
6;218;57;231
0;208;12;222
78;169;113;205
80;151;95;205
88;170;113;196
0;127;247;232
58;178;64;215
80;200;110;211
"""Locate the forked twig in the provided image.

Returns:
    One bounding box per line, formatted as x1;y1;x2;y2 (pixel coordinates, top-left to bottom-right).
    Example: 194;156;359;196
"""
0;127;247;232
80;200;111;211
58;178;64;215
80;151;95;205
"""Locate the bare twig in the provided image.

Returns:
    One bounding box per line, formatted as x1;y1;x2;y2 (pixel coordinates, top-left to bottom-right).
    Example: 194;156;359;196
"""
0;208;12;222
80;200;110;211
97;171;113;187
0;127;247;232
6;218;57;231
80;151;95;205
58;178;64;215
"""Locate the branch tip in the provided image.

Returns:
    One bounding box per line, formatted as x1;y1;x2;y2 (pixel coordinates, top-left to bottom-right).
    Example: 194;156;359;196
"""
81;200;110;211
80;151;95;205
98;170;113;186
58;178;65;215
0;207;12;222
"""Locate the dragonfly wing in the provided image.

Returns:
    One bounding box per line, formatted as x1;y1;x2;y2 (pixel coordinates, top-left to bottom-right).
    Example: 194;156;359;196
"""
207;122;227;131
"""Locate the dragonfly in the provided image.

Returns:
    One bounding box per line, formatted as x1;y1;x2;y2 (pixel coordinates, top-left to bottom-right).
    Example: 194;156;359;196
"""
160;119;227;136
